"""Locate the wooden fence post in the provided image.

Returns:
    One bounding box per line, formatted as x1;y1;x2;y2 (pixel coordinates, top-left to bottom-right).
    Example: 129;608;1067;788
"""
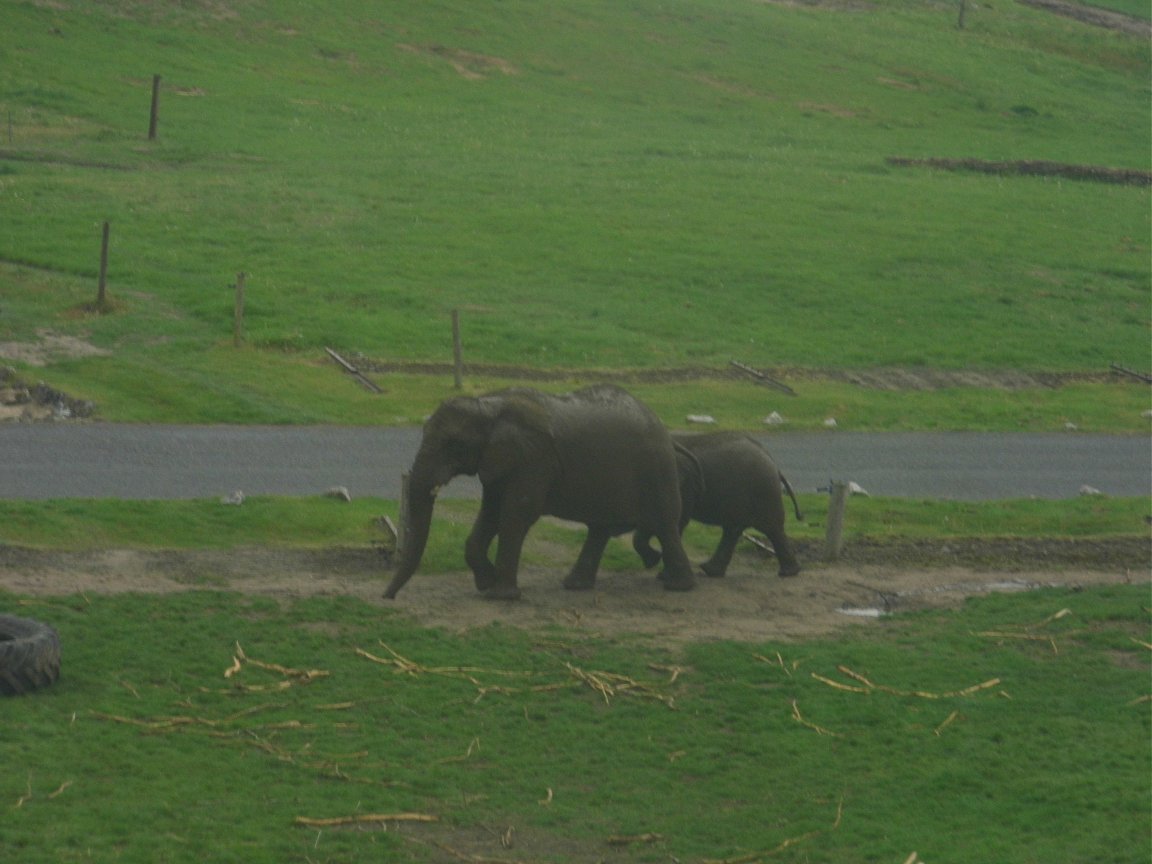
148;74;161;140
451;308;463;389
233;272;246;347
824;481;849;561
96;221;110;310
397;471;410;557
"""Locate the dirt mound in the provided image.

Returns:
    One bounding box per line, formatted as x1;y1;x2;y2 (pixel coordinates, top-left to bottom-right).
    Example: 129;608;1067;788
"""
2;540;1145;644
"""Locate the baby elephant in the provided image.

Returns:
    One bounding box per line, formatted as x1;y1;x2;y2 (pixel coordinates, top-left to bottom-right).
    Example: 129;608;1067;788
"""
634;432;802;579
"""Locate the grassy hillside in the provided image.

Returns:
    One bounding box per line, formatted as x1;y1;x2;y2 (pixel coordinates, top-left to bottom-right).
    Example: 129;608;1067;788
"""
0;0;1148;424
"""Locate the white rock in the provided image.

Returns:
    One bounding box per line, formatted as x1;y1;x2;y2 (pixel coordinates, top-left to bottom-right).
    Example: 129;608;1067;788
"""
686;414;716;424
848;481;870;497
1063;421;1078;431
1078;485;1103;496
221;490;245;505
1142;410;1152;420
763;411;786;426
823;417;838;428
325;485;352;502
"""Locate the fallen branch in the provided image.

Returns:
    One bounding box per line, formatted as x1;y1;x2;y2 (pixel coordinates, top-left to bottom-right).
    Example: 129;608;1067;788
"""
294;812;437;828
729;360;797;396
1110;363;1152;384
325;347;383;393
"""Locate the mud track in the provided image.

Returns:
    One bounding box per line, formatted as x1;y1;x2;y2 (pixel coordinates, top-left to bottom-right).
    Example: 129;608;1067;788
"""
2;538;1146;644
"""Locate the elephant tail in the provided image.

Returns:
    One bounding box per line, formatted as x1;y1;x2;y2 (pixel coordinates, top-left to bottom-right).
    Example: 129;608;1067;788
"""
780;472;804;522
673;440;706;502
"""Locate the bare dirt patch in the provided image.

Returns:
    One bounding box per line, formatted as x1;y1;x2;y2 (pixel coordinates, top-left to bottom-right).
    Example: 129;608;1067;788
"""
0;330;111;368
2;540;1146;644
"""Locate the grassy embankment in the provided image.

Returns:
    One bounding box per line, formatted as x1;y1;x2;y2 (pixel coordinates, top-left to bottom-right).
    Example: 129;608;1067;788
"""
0;0;1148;429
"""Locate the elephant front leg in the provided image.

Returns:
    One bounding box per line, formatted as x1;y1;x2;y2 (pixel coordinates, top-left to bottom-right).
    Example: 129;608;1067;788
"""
465;492;501;592
563;526;611;590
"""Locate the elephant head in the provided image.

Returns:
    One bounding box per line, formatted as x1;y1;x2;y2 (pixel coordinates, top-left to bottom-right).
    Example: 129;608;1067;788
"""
384;391;552;599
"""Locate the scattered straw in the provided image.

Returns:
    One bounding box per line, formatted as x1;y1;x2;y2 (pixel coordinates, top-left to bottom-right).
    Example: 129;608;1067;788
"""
564;662;676;707
754;652;799;677
293;812;437;828
357;643;680;708
216;643;329;692
791;700;840;737
813;666;1001;700
975;607;1077;655
934;710;960;736
705;796;843;863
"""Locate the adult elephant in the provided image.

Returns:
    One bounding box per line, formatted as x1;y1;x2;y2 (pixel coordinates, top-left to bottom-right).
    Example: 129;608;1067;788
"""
383;384;697;600
634;431;802;579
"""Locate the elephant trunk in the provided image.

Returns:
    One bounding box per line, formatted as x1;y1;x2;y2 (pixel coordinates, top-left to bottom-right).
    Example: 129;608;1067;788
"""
383;465;440;599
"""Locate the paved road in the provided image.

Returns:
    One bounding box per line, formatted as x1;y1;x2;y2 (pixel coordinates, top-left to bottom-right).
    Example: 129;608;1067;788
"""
1;425;1148;501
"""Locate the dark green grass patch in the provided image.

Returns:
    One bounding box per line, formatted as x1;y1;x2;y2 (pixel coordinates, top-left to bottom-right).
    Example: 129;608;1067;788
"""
0;585;1147;862
0;495;1145;562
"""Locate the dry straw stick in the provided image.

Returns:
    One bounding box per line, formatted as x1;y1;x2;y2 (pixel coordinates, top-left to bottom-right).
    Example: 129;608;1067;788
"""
790;700;841;737
706;796;843;864
814;665;1001;699
976;607;1075;655
293;812;437;827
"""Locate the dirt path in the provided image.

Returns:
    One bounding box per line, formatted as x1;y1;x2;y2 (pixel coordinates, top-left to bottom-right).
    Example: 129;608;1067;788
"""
2;545;1145;643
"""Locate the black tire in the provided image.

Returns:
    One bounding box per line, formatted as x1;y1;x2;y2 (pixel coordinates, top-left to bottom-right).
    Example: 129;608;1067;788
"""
0;615;61;696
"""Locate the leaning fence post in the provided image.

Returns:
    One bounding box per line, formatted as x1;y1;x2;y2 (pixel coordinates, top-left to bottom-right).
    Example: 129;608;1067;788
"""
451;308;464;390
233;272;246;347
824;481;849;561
397;471;410;558
148;74;161;140
95;221;111;310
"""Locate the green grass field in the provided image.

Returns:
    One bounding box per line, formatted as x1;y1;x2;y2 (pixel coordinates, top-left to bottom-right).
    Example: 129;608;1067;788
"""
2;584;1148;863
1;0;1148;427
0;494;1146;553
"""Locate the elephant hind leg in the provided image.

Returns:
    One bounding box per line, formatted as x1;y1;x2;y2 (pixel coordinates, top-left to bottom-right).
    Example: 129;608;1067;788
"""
632;530;662;569
655;530;696;592
755;516;801;578
701;525;743;578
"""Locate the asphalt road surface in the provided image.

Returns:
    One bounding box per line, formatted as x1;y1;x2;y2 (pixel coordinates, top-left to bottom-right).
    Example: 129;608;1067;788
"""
1;425;1148;501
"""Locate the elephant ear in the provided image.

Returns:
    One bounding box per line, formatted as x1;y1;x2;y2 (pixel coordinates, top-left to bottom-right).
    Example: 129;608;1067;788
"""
473;390;559;482
494;391;554;441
